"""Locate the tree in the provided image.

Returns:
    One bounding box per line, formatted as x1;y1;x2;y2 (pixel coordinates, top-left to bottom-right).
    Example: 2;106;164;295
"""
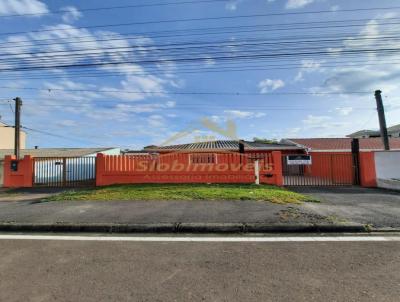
253;137;278;144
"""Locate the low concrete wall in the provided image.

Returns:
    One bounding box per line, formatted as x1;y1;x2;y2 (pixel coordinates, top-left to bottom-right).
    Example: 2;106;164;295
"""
375;151;400;191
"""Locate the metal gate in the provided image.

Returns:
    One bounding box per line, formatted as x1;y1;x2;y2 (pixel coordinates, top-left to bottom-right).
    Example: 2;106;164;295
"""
282;153;358;186
33;157;96;187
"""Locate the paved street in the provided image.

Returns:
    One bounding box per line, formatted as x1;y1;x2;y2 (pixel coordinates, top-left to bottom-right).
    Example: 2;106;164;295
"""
0;234;399;302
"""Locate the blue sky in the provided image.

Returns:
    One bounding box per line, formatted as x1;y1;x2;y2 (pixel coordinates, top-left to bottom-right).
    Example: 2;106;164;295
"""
0;0;399;149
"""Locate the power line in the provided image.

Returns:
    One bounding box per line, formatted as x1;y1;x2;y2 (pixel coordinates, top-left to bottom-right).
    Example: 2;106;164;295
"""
21;126;103;146
18;104;381;111
1;59;398;81
0;86;371;95
1;30;398;61
0;100;379;111
0;0;228;18
1;5;400;37
0;40;397;72
1;46;399;72
1;16;398;51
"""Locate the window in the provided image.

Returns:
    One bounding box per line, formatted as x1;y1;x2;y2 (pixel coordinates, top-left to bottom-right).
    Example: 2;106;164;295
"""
190;153;216;164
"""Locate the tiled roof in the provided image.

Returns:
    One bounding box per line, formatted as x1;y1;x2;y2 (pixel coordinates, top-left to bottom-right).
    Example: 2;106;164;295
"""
144;140;302;152
286;138;400;151
0;148;117;160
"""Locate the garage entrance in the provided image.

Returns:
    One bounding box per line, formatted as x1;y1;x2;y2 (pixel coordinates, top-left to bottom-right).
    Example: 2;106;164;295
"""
282;153;359;186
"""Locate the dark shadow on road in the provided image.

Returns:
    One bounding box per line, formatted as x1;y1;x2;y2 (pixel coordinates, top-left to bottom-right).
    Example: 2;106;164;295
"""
289;186;400;196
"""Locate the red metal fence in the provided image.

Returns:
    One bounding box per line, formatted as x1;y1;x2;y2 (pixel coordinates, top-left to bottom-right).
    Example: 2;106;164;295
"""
282;152;355;186
3;151;379;188
96;151;283;186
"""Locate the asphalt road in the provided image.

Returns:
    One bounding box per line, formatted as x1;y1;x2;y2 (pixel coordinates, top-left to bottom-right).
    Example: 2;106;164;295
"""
0;235;399;302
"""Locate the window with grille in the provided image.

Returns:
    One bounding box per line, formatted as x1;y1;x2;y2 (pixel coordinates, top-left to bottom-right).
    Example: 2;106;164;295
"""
190;153;216;164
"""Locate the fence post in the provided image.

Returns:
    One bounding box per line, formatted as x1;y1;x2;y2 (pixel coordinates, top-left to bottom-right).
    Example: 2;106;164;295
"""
272;151;284;186
359;152;377;187
95;153;105;186
254;160;260;185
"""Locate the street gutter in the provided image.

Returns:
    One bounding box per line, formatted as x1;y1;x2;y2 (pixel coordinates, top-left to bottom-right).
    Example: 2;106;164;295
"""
0;222;372;233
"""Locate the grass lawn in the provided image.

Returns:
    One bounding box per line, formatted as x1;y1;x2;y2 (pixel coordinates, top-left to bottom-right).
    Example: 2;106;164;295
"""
47;184;317;204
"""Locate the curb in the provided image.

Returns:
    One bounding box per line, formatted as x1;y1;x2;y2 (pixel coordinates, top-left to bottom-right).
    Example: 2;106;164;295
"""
0;222;371;234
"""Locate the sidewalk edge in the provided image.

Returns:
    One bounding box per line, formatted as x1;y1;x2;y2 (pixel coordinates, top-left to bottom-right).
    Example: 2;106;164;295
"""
0;222;371;233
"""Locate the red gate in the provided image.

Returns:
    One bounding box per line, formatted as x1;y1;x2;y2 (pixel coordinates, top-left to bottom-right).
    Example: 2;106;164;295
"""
282;153;358;186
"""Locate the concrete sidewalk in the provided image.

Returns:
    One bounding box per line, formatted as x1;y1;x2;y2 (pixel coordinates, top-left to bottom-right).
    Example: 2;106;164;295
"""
0;186;398;233
293;187;400;228
0;199;327;225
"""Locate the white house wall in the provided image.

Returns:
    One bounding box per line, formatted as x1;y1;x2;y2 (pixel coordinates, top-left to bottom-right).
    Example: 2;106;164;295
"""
374;151;400;191
86;148;121;157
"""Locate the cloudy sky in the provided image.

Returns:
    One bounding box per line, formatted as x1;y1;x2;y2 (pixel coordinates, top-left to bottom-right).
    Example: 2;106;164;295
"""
0;0;399;149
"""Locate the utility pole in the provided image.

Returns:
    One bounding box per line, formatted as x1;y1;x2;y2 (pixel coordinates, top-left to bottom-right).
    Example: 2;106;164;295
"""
374;90;390;151
14;97;22;159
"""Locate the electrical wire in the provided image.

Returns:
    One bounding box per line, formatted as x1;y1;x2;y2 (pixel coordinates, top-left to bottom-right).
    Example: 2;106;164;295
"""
0;0;228;18
0;86;371;95
1;16;398;52
1;5;400;37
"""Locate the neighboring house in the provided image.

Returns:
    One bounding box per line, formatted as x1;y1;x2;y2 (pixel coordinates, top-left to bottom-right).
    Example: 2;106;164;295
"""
0;121;26;149
0;147;120;187
282;137;400;152
387;124;400;138
0;147;120;159
140;140;303;165
143;140;303;155
123;150;151;156
347;123;400;138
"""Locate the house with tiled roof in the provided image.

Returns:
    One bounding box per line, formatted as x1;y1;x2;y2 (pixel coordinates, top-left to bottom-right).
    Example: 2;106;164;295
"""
347;123;400;138
282;137;400;152
143;140;302;153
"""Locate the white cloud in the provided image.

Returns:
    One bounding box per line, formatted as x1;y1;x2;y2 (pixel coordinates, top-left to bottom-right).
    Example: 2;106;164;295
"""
301;115;349;136
0;0;48;16
225;0;243;11
295;59;324;81
115;101;175;114
224;110;266;119
285;127;301;137
61;6;82;23
302;115;331;127
203;56;216;66
226;0;275;11
330;5;339;11
258;79;285;93
147;115;166;128
308;14;400;97
103;75;166;101
336;107;353;116
56;120;78;127
285;0;315;9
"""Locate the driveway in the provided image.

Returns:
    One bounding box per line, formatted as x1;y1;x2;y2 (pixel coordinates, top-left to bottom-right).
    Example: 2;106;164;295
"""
0;188;67;202
292;187;400;228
